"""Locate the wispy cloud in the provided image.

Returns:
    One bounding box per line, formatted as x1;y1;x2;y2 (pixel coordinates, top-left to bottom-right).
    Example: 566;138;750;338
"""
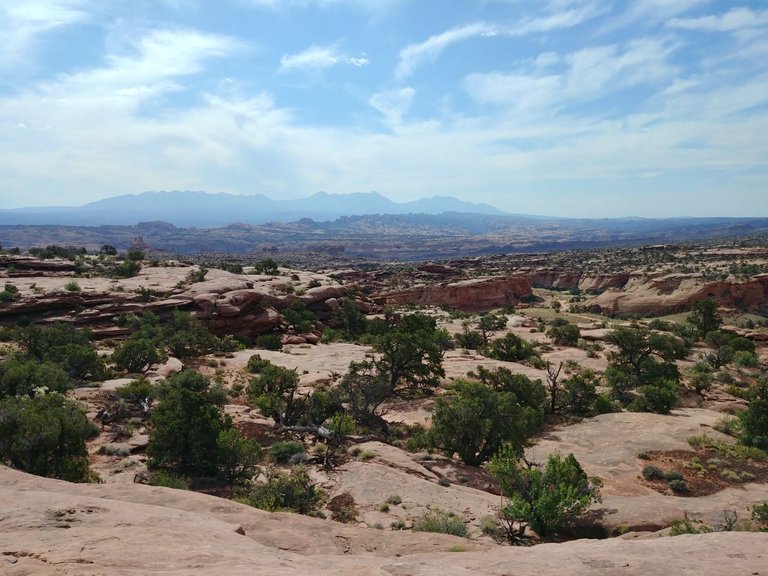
668;7;768;32
280;44;369;72
396;22;494;79
239;0;402;15
464;38;679;115
395;3;602;79
0;0;90;70
369;86;415;128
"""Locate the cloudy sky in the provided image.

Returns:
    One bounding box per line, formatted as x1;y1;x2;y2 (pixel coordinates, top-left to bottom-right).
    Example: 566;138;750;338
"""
1;0;766;217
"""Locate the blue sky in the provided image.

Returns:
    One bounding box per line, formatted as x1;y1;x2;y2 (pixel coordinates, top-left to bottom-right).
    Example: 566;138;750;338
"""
1;0;766;217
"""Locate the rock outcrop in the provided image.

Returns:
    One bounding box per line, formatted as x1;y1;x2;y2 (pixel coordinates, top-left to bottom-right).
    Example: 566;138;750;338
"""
0;264;355;340
585;274;768;315
531;270;631;292
376;276;532;311
1;465;766;576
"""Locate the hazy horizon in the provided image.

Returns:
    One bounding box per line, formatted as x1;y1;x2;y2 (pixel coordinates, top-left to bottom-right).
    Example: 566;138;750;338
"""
1;1;767;218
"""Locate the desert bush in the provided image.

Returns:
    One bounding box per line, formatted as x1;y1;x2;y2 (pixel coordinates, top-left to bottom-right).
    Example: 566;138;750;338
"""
268;441;305;464
547;320;580;346
0;359;71;399
114;378;155;416
386;494;403;505
99;444;130;457
668;479;688;493
714;415;741;437
237;465;320;514
738;379;768;451
150;470;190;490
489;445;601;541
484;332;538;363
455;329;485;350
246;354;272;374
751;503;768;530
641;465;666;481
252;258;279;276
112;338;164;374
413;509;468;538
370;312;445;396
282;301;317;333
562;370;599;414
147;371;226;477
430;378;542;466
631;378;679;414
255;333;282;351
604;326;685;400
593;393;614;414
217;428;262;487
670;516;711;535
64;280;81;292
734;350;759;368
0;393;96;482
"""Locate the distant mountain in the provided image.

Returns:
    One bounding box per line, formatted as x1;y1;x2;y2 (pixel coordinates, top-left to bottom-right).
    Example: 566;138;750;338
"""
0;191;505;227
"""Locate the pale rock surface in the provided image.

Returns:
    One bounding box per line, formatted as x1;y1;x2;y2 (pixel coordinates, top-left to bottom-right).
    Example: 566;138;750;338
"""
1;466;766;576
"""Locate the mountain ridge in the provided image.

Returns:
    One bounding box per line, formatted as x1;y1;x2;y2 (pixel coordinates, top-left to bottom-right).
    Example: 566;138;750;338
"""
0;190;505;227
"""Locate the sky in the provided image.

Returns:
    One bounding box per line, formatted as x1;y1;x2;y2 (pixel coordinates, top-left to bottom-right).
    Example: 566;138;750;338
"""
0;0;767;218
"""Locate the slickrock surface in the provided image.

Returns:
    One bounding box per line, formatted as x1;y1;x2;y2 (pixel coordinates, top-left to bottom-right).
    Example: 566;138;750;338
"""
2;466;766;576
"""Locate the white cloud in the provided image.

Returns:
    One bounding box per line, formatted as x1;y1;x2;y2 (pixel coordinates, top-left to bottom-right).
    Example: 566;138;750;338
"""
0;0;90;70
668;7;768;32
464;38;679;116
239;0;402;15
280;44;369;71
395;4;601;79
396;22;494;79
369;86;415;128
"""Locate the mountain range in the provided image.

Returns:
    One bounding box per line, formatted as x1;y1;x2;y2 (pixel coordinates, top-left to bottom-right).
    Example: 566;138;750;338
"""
0;191;504;227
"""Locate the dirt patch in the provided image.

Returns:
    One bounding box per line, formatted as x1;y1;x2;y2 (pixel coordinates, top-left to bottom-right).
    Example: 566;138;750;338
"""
639;449;768;497
327;492;359;523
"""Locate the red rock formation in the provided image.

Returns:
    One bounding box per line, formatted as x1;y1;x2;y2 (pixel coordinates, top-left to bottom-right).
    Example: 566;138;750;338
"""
531;270;630;292
376;276;532;312
585;274;768;315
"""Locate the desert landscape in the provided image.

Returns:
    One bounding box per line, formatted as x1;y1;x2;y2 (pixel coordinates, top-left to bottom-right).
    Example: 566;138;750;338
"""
3;1;768;573
1;237;767;575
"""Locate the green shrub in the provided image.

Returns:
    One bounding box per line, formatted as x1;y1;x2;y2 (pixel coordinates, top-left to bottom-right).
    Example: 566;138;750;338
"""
150;470;190;490
64;280;81;292
430;378;542;466
246;354;272;374
489;445;601;541
0;393;96;482
714;415;741;437
255;333;282;351
668;479;688;493
479;515;503;540
268;441;305;464
593;393;614;414
147;371;225;477
386;494;403;505
751;502;768;530
98;443;130;457
641;465;666;481
413;509;468;538
632;378;679;414
733;351;758;368
738;380;768;451
0;359;71;399
670;517;710;535
112;338;163;374
236;465;320;514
